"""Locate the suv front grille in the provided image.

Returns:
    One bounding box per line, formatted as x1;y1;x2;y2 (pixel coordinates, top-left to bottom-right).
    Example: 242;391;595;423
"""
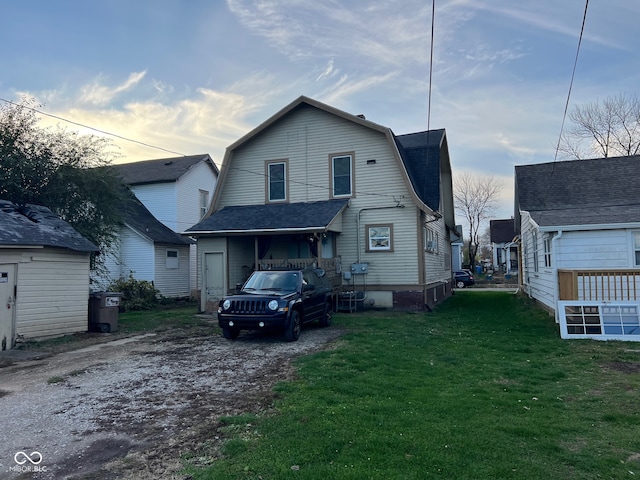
229;299;268;314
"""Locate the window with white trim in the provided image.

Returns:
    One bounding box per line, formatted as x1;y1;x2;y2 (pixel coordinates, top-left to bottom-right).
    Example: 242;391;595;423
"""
199;190;209;219
331;154;353;197
166;250;179;269
634;232;640;266
424;227;437;253
267;161;287;202
532;232;539;273
543;234;552;268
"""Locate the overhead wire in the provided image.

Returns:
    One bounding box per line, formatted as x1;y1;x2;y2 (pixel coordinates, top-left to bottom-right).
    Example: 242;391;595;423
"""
542;0;589;208
0;97;187;157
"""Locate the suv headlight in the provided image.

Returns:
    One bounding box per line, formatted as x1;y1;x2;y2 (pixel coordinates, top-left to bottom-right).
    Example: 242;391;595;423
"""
268;300;279;311
222;299;231;310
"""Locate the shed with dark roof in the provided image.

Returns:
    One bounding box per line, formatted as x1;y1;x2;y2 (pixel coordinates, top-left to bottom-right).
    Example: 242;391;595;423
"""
0;200;99;349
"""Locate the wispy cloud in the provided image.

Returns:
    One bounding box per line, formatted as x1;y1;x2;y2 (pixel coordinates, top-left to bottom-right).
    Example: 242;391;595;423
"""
79;71;147;106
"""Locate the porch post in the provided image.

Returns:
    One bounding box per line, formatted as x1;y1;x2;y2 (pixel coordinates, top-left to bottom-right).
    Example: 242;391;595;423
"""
254;236;259;271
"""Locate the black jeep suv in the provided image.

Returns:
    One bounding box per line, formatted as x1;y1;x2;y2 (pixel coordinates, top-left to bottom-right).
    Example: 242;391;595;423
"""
217;267;333;341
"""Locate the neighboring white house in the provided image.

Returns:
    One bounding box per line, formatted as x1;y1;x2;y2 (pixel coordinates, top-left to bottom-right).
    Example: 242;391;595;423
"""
186;96;457;312
115;154;219;298
451;225;464;272
102;191;193;297
0;200;99;349
515;155;640;341
490;218;518;275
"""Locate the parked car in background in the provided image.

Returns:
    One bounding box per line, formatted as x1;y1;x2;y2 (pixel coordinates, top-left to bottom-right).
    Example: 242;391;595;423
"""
217;268;333;341
454;270;475;288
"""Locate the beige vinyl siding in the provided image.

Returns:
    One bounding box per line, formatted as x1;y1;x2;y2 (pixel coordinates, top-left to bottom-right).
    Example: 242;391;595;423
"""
217;104;419;287
227;236;254;289
218;105;409;207
350;205;421;285
14;248;91;339
153;245;190;297
423;215;451;284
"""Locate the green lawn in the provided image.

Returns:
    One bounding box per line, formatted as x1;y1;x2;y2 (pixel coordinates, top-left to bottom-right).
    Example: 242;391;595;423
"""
184;291;640;479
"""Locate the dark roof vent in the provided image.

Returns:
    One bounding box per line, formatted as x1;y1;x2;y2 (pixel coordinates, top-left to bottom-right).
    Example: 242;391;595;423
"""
164;161;173;166
356;114;366;119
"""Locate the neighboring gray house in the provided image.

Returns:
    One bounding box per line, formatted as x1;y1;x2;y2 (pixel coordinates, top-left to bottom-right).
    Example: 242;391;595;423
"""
115;154;219;297
187;96;457;312
515;155;640;341
102;191;193;297
0;200;99;349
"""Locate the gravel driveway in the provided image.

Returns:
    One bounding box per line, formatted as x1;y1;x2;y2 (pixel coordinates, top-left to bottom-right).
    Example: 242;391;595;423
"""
0;319;343;479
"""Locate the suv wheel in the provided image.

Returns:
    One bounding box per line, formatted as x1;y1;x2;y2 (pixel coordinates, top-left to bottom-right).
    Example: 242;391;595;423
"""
284;310;301;342
456;281;466;289
222;326;240;340
319;301;332;327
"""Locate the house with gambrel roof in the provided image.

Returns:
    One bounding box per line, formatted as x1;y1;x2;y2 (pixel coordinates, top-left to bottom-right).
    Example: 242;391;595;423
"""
515;155;640;340
186;96;456;312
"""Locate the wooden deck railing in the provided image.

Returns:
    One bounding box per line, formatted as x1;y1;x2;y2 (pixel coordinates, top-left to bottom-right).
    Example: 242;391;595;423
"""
558;269;640;301
258;257;342;284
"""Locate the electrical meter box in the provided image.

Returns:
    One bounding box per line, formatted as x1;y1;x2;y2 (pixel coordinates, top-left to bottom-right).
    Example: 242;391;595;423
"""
350;263;369;274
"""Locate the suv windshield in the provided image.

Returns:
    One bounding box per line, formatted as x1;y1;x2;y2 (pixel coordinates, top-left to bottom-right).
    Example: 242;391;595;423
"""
243;271;300;292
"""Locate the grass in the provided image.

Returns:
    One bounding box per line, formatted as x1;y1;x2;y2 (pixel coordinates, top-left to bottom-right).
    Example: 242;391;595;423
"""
185;291;640;479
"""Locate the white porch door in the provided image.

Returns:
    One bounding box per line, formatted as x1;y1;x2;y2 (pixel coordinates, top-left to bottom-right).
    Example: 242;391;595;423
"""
0;264;17;351
204;253;225;313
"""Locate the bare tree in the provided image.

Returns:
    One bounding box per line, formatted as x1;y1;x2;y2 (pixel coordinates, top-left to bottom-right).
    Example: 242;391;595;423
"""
559;93;640;159
454;173;503;272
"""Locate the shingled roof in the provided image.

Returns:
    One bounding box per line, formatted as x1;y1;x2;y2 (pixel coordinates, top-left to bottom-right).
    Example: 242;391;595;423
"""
0;200;99;252
515;155;640;228
394;129;446;212
116;154;217;185
121;192;192;245
490;219;516;243
186;199;349;234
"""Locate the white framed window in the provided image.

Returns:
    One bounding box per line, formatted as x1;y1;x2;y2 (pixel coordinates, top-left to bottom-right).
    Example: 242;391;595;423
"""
166;250;179;269
634;232;640;266
543;234;552;268
424;227;437;253
199;190;209;219
366;224;393;252
532;232;539;273
330;154;353;197
267;161;287;202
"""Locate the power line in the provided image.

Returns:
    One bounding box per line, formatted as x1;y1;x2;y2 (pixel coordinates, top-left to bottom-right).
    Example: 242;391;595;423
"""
542;0;589;209
0;97;187;157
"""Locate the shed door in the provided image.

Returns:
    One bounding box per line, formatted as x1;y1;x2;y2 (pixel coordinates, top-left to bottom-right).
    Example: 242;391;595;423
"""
0;264;17;351
204;253;225;312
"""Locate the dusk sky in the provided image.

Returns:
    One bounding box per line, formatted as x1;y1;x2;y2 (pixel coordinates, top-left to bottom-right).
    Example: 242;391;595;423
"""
1;0;638;221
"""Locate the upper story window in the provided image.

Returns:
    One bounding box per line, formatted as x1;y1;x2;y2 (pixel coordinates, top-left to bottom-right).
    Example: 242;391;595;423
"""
199;190;209;219
330;153;354;198
266;160;287;202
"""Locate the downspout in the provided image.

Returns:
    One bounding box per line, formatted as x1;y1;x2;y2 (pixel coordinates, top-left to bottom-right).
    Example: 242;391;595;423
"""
552;230;563;323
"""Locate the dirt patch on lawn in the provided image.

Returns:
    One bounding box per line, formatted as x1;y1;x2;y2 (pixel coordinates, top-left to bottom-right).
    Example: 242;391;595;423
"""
0;321;344;479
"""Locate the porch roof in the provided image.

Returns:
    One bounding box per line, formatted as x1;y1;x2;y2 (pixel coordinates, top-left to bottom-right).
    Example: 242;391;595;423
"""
185;199;349;235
